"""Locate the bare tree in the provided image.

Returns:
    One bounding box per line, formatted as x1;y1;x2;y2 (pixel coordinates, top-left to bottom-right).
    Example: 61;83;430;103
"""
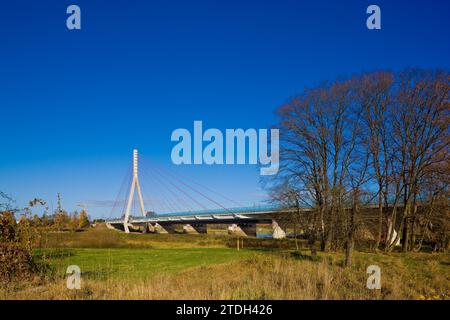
386;70;449;251
269;69;449;262
357;71;393;249
273;78;366;258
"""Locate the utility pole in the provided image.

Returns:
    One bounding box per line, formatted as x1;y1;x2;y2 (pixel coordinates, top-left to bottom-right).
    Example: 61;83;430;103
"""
77;203;88;212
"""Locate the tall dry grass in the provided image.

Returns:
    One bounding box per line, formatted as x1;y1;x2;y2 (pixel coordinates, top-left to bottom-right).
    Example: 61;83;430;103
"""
38;225;299;250
2;252;449;300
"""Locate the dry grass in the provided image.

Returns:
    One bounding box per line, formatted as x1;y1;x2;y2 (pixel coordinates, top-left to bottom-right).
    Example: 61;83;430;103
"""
2;226;448;300
37;224;299;250
38;225;232;249
2;251;449;300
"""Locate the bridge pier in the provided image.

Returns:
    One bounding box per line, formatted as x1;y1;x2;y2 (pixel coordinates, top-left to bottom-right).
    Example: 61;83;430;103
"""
228;224;245;236
239;222;257;237
108;222;126;232
272;220;286;239
228;223;257;237
182;224;196;234
190;223;208;234
154;223;176;234
106;222;115;230
182;223;208;234
125;222;142;233
142;223;157;234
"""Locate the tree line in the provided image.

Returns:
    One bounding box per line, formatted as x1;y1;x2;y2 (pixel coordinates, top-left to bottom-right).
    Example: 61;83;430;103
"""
1;193;90;232
268;69;449;265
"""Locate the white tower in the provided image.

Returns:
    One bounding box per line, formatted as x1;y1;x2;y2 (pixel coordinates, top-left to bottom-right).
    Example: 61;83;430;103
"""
123;149;146;233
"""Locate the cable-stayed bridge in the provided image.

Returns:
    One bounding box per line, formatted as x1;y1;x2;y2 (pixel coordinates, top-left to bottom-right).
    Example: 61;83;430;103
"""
106;150;288;238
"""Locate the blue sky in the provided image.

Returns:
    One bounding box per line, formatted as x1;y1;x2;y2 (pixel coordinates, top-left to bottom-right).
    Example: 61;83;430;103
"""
1;0;449;218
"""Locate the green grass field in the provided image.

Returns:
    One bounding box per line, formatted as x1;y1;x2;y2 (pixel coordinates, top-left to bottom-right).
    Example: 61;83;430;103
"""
39;247;254;280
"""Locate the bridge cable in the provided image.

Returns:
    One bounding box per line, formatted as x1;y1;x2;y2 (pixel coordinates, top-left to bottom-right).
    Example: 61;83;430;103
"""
139;166;183;214
139;159;209;211
139;164;195;213
144;157;243;207
109;162;132;220
140;158;232;213
146;159;243;208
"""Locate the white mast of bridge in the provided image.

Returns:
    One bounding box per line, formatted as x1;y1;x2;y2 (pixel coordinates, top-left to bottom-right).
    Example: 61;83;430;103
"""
123;149;146;233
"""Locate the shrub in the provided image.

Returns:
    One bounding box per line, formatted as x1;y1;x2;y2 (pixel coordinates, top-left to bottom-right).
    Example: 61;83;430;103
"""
0;210;49;287
0;242;36;285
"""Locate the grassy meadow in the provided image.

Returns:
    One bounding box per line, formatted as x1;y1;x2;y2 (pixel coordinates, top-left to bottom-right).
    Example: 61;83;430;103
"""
1;224;449;300
38;247;254;280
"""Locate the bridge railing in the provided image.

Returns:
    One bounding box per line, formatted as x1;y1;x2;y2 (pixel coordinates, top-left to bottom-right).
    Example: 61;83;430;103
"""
122;204;282;221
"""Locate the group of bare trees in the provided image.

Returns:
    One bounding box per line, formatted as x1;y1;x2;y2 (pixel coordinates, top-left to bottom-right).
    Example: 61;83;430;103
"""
269;69;449;265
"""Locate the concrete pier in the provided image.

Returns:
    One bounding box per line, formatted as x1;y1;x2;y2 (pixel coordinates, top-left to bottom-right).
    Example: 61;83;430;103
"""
228;223;257;237
183;223;208;234
272;220;286;239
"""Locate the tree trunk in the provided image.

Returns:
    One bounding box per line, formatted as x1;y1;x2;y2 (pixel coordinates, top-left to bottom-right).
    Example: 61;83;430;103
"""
308;233;317;258
401;216;409;252
345;237;354;267
410;216;416;251
375;190;383;250
323;207;334;252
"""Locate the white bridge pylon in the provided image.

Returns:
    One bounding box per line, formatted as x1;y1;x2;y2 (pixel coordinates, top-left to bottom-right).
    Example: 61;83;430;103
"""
124;149;146;233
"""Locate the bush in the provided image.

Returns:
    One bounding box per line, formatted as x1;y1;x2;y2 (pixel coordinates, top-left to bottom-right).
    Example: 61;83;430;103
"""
0;210;49;287
0;243;36;285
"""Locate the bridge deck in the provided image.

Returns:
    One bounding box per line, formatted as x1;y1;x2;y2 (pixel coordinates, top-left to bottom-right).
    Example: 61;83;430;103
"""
107;204;287;224
147;204;280;217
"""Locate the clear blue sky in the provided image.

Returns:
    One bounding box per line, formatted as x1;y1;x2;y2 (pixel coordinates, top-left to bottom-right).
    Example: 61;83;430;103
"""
1;0;449;218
